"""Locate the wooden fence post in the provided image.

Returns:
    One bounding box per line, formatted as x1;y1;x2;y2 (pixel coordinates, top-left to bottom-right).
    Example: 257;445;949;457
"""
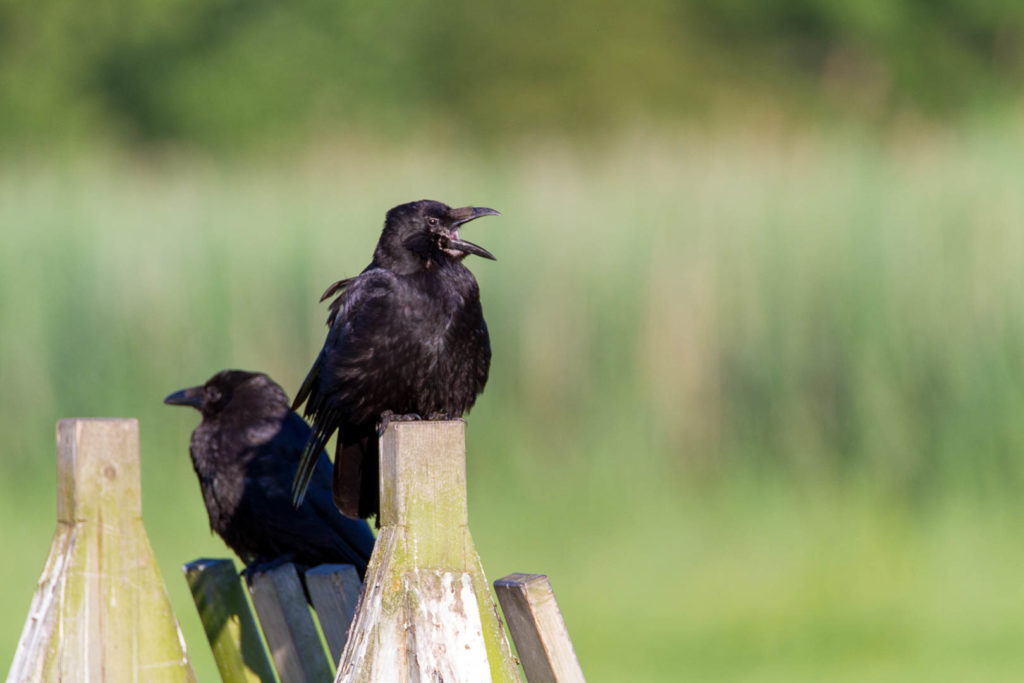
7;418;196;682
305;564;362;665
494;574;584;683
336;420;520;683
183;558;276;683
247;563;334;683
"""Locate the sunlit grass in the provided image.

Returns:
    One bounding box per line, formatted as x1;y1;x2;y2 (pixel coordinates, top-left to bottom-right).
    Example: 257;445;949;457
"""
2;127;1024;680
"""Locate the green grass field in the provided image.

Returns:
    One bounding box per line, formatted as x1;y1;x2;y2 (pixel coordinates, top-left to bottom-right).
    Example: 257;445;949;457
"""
2;127;1024;680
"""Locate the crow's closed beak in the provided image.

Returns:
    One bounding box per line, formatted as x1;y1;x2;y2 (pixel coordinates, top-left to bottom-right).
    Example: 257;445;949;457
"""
446;206;500;260
164;385;204;408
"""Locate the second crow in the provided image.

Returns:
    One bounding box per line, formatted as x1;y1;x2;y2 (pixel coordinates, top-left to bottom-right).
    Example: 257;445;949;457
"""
165;369;376;575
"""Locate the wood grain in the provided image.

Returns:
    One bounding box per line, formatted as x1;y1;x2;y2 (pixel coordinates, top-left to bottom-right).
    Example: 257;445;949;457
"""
183;558;275;683
8;419;196;682
494;573;584;683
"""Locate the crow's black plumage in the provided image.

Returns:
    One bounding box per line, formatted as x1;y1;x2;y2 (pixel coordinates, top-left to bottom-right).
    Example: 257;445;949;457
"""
291;200;498;520
164;370;376;575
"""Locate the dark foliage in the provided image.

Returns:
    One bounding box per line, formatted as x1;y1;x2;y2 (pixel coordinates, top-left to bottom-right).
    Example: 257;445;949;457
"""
1;0;1021;151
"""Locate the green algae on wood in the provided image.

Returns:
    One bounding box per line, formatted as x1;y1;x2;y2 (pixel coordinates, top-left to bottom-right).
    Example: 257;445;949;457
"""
8;419;196;683
335;420;520;683
184;558;276;683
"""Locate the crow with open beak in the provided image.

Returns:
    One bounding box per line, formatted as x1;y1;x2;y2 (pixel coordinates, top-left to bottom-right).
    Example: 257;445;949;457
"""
291;200;499;520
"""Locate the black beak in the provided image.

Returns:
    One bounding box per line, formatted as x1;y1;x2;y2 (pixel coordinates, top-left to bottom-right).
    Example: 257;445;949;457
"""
164;385;204;408
443;236;497;261
446;206;500;261
449;206;501;227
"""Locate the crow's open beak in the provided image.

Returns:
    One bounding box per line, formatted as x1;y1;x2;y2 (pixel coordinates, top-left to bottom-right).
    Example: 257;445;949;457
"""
163;385;204;408
442;236;497;260
449;206;501;227
446;206;500;260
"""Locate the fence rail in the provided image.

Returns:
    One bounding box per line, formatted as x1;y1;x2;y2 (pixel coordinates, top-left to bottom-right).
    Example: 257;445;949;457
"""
8;419;584;683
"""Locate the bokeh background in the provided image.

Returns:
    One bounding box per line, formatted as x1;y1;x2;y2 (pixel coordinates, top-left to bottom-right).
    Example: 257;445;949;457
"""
3;2;1024;681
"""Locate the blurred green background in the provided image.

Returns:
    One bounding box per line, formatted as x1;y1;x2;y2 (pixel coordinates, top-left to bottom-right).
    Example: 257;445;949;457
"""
3;2;1024;681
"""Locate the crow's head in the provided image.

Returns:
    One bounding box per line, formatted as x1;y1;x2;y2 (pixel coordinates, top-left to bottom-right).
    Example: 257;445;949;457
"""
164;370;287;419
374;199;499;271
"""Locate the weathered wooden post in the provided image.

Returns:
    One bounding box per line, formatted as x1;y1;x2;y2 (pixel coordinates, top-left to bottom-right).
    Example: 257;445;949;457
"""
183;558;364;682
7;419;196;682
336;420;520;682
494;574;585;683
247;562;334;682
305;564;363;663
183;558;276;683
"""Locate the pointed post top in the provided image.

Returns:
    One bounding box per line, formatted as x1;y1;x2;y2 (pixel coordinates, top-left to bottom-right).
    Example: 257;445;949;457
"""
57;418;141;523
379;420;469;530
337;419;520;681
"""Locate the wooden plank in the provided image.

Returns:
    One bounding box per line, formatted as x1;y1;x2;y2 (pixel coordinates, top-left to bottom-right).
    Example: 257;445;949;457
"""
336;420;519;683
183;558;276;683
247;562;333;683
304;564;362;665
8;419;196;683
494;573;584;683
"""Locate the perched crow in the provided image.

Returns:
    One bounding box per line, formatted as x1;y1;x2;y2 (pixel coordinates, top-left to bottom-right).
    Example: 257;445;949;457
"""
164;370;376;575
291;200;498;520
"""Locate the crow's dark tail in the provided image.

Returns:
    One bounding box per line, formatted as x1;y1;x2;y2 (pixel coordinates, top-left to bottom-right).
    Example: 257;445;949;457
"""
291;407;339;507
333;434;379;520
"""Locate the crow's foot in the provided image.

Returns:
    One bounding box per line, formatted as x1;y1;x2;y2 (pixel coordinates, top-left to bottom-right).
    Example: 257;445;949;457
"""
241;554;298;587
378;411;423;437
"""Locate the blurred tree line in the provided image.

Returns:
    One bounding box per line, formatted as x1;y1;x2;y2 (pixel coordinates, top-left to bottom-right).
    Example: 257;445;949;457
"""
1;0;1021;152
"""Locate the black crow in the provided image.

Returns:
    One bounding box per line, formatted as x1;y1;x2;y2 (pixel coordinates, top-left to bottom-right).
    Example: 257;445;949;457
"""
291;200;498;520
164;370;375;575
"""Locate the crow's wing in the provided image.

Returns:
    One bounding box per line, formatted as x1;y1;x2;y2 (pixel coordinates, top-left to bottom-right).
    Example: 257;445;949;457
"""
237;412;375;571
291;269;397;508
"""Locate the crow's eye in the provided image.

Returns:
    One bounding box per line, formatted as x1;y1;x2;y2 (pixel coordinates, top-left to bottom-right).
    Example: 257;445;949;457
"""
205;386;222;404
427;216;440;227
